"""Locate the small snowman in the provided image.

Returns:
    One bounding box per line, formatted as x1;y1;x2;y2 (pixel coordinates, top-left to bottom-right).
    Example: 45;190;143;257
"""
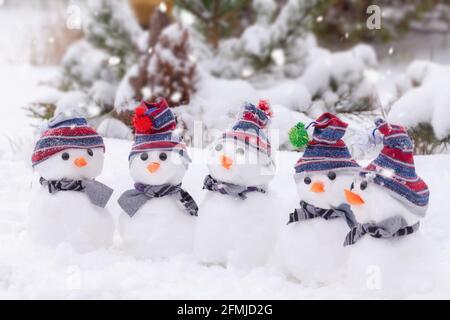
28;112;114;253
343;118;436;297
118;99;198;259
194;101;280;268
277;113;360;284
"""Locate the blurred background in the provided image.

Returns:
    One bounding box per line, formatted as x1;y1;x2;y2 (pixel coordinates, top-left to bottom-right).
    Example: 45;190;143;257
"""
0;0;449;156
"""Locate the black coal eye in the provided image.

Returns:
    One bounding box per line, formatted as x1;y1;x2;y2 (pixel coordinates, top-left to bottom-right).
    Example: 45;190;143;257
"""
350;182;355;190
215;144;223;152
328;171;336;180
61;152;70;161
236;148;245;155
140;152;148;161
304;177;311;185
159;152;167;161
87;149;94;157
360;181;368;191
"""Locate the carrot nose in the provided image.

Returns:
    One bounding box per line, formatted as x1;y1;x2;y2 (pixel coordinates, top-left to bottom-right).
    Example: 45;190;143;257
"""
310;181;325;193
220;155;233;170
345;189;365;206
147;162;160;173
74;157;87;168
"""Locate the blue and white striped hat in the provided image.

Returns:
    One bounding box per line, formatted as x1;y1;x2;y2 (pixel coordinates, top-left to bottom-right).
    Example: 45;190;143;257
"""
129;99;191;163
294;113;359;177
361;118;429;216
218;100;273;158
32;113;105;167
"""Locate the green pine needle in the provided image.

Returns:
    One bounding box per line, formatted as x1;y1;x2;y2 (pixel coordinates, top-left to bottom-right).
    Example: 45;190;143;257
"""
289;122;309;148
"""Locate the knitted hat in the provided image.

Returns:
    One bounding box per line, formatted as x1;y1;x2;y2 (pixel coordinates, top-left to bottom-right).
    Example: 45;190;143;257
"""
361;118;429;217
130;99;191;163
32;113;105;167
218;100;272;158
294;113;359;177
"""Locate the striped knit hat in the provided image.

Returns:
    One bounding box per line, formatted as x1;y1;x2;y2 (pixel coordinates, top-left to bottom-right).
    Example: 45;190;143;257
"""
218;100;272;158
129;99;190;163
294;113;359;177
361;118;429;217
32;113;105;167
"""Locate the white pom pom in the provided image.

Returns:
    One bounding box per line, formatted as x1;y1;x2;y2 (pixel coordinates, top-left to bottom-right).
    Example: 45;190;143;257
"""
354;128;383;152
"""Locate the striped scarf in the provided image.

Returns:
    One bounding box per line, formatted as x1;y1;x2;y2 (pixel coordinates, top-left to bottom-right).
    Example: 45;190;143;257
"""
118;183;198;218
344;216;420;246
287;201;357;227
39;177;113;208
203;175;266;200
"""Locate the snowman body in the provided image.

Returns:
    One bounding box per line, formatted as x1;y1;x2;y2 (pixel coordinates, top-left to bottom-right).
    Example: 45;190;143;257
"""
278;172;355;284
119;149;195;259
29;147;114;252
119;195;195;258
194;139;279;268
344;232;438;298
344;178;438;297
28;187;114;252
195;190;280;268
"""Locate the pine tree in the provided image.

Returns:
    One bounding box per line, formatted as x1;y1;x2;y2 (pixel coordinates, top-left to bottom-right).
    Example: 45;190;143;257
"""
29;0;142;122
175;0;249;49
130;22;197;107
83;0;140;79
207;0;319;80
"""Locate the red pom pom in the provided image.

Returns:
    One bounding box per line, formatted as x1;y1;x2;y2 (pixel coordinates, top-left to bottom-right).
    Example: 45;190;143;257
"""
133;116;152;133
135;105;146;116
258;99;272;117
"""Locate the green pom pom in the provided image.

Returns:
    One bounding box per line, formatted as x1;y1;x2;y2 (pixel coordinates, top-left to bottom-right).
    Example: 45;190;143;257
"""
289;122;309;148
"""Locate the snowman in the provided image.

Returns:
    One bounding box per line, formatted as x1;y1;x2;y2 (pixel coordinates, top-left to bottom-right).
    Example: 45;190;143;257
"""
277;113;360;284
343;118;437;297
28;112;114;253
118;99;198;259
194;101;280;268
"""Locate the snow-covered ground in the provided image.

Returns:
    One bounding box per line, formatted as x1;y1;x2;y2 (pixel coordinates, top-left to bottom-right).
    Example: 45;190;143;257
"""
1;136;450;299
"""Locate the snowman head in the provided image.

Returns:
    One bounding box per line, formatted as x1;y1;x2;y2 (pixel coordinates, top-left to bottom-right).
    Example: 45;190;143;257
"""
345;119;430;224
207;101;275;187
292;113;360;209
344;176;416;224
207;139;275;187
35;148;104;181
129;99;191;186
32;113;105;181
296;171;356;209
130;150;187;185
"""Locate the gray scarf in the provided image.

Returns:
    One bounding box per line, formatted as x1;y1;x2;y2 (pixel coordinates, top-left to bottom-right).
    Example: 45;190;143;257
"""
203;175;266;200
118;183;198;218
288;201;357;227
39;177;113;208
344;216;420;246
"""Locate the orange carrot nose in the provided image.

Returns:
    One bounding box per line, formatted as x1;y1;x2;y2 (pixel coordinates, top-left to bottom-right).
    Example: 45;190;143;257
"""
147;162;160;173
310;181;325;193
220;155;233;170
345;189;365;206
74;157;87;168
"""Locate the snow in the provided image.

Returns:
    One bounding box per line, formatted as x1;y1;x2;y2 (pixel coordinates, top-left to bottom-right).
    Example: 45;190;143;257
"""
388;61;450;140
62;40;115;85
1;137;450;298
89;81;117;107
97;118;133;140
114;64;140;113
179;70;314;148
300;44;378;114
